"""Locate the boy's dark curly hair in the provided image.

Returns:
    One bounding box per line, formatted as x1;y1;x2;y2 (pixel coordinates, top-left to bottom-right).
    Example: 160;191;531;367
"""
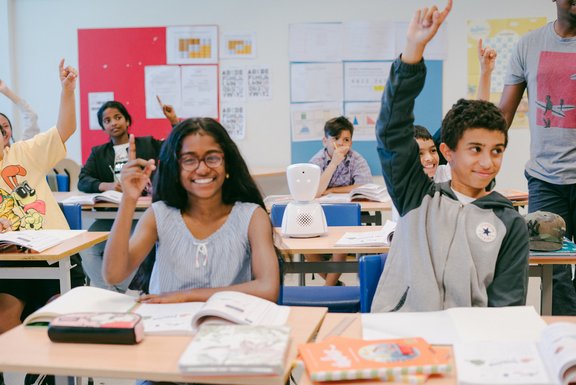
441;99;507;150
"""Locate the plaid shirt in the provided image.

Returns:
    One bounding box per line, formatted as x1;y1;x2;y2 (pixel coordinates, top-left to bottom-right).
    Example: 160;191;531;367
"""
309;148;372;188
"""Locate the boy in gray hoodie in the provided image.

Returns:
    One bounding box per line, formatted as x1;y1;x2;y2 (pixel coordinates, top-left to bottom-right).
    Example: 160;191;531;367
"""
371;0;529;312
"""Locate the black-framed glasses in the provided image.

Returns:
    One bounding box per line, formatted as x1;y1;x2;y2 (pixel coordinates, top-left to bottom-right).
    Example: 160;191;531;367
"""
179;153;224;171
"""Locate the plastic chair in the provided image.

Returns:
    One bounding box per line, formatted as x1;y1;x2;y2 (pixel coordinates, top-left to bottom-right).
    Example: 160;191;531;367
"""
358;253;388;313
58;203;82;230
271;203;362;313
46;173;70;192
53;158;81;192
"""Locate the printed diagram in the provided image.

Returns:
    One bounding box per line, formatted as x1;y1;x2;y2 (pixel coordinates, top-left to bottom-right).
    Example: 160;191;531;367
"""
166;25;218;64
178;38;213;59
291;103;341;142
226;39;252;56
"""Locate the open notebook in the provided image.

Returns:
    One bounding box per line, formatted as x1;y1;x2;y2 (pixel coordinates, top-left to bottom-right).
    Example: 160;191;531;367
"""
24;286;290;335
0;230;86;253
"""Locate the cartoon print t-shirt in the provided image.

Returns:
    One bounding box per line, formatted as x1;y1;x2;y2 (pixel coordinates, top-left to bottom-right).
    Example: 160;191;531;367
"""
0;127;68;230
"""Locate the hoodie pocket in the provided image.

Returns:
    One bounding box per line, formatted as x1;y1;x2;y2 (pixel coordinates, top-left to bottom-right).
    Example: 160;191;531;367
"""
389;286;409;312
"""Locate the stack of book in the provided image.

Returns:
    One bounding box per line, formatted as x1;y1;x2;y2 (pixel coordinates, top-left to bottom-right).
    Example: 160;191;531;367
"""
320;183;390;203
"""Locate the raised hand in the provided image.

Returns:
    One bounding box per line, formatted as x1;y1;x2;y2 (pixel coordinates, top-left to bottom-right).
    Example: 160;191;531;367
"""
478;38;497;75
120;134;156;201
59;59;78;92
403;0;452;64
156;95;179;125
331;140;350;167
128;133;137;161
0;79;7;94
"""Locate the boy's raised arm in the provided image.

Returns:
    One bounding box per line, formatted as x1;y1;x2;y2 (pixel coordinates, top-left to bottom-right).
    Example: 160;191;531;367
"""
56;59;78;143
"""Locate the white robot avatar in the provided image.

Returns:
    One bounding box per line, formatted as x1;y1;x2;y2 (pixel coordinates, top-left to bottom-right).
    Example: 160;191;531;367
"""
281;163;327;238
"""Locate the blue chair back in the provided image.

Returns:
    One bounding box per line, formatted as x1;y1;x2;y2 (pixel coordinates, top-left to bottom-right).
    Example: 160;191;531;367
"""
270;203;361;227
359;253;388;312
56;174;70;192
58;203;82;230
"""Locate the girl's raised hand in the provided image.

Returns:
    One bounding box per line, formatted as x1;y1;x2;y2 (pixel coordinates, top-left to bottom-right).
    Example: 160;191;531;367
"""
59;59;78;92
120;134;156;201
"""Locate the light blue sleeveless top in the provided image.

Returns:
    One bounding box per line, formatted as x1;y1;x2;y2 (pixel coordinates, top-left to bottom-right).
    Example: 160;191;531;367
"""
149;201;258;294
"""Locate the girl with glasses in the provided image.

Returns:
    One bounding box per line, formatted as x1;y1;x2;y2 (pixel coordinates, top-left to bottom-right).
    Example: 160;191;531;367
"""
102;118;279;305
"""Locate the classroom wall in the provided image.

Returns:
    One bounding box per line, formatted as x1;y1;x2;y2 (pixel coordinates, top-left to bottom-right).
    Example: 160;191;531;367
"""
0;0;556;192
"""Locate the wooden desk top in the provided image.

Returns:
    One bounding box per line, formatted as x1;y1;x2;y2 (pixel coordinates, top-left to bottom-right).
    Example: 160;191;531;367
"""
249;167;286;178
274;226;390;254
274;225;569;265
0;306;327;385
0;232;108;262
298;314;574;385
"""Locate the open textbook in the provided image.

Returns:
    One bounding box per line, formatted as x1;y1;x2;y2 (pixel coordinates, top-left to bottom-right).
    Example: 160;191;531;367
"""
334;220;396;247
455;322;576;385
0;230;86;253
362;306;546;345
61;190;123;205
179;324;291;375
320;183;390;203
24;286;290;335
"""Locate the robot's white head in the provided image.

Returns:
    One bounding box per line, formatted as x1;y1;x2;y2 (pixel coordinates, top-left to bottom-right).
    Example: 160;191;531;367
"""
286;163;321;202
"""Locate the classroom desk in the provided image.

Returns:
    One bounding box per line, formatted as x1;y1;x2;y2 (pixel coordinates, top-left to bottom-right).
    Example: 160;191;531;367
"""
265;190;526;225
274;226;389;286
0;232;108;293
296;313;572;385
0;306;327;385
274;226;573;316
529;252;576;316
53;192;150;222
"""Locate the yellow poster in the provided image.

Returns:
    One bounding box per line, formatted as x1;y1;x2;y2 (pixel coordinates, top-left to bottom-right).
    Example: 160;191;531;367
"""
467;17;547;128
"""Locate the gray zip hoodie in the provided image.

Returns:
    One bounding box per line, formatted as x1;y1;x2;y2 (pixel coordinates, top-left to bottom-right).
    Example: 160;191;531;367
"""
371;58;529;312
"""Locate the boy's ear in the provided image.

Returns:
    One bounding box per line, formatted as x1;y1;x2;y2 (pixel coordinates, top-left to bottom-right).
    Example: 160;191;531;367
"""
322;136;328;147
439;142;452;162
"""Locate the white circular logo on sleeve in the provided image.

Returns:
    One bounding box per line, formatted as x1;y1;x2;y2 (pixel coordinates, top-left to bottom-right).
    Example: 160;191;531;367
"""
476;222;497;242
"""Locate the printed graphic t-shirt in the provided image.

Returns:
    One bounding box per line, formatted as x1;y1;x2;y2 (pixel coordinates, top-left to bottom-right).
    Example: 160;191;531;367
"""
0;127;68;230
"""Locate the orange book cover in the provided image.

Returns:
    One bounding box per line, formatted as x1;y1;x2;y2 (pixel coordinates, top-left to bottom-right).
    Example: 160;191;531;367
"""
299;336;452;382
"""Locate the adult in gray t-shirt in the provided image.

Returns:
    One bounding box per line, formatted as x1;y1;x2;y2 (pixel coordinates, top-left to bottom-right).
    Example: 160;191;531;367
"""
500;0;576;315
